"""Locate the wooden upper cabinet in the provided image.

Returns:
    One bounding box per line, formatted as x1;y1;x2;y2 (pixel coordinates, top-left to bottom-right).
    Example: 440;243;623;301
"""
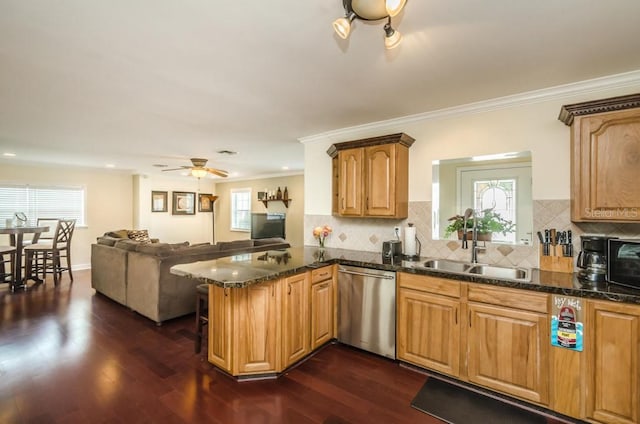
337;148;364;216
559;94;640;222
328;133;413;219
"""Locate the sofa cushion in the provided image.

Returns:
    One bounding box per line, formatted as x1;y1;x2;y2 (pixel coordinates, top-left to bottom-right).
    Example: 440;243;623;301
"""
218;239;255;250
106;229;129;239
114;239;141;251
127;229;151;243
96;236;119;246
135;241;190;255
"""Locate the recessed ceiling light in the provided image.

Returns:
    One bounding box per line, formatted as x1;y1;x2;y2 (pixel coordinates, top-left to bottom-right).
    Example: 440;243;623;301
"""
282;166;289;170
3;152;16;157
105;164;115;168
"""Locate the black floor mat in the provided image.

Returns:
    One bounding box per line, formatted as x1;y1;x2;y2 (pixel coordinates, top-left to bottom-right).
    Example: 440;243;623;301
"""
411;377;548;424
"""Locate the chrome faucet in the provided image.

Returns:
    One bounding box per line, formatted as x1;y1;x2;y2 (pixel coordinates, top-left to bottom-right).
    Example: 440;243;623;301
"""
471;209;480;264
461;208;482;263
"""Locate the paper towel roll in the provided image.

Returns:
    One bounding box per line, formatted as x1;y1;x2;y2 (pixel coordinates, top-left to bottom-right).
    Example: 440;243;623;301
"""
404;225;417;256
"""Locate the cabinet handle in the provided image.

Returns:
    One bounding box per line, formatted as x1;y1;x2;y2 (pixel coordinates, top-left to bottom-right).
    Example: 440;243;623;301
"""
319;282;329;289
224;287;229;297
468;311;471;327
366;197;369;209
287;283;291;295
271;284;274;297
455;308;458;325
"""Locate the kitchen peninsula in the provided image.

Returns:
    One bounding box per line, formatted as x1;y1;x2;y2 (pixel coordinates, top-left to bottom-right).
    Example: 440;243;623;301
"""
171;247;640;424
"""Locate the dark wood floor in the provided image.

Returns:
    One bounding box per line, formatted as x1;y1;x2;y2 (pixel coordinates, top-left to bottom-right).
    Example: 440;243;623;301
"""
1;270;573;423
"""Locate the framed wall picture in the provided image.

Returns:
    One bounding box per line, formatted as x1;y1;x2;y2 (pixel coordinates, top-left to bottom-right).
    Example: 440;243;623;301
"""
199;193;213;212
172;191;196;215
151;191;168;212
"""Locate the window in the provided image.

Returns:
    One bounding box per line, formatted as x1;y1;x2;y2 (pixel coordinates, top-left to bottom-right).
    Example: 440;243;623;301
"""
0;184;86;226
230;188;251;231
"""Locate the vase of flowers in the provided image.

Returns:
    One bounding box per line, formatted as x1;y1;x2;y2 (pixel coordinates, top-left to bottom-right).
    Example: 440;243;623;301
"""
313;225;332;248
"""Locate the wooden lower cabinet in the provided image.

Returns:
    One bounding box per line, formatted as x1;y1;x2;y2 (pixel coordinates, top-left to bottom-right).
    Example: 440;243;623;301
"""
208;268;337;378
208;284;232;372
310;272;334;350
467;302;549;405
397;287;461;377
586;300;640;424
282;273;310;368
234;279;281;375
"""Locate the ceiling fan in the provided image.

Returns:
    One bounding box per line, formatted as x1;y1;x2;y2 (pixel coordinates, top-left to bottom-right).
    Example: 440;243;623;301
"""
162;158;228;178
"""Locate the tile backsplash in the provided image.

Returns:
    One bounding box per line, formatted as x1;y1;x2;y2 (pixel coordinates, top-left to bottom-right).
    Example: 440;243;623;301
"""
305;200;640;269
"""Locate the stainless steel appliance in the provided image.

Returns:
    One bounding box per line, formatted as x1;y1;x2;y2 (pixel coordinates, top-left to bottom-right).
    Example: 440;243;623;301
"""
577;235;616;283
337;265;396;359
608;239;640;288
382;240;402;264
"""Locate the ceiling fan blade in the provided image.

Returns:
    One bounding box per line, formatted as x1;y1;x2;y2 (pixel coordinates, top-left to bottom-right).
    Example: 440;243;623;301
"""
161;166;190;172
206;168;228;178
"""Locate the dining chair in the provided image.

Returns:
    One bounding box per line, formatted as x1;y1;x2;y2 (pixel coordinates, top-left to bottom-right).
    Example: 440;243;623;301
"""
24;219;76;285
21;218;59;247
0;246;16;287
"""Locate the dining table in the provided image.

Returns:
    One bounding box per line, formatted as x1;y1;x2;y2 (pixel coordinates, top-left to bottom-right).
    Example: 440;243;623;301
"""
0;225;49;290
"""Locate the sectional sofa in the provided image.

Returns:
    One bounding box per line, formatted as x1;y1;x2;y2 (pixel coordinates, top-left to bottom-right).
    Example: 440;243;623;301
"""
91;236;290;324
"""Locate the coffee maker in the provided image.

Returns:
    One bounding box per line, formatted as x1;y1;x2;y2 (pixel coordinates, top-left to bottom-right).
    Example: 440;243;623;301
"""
382;240;402;264
577;235;617;283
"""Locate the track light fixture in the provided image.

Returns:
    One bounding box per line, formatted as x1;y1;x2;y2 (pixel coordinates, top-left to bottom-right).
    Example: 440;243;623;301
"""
332;0;407;49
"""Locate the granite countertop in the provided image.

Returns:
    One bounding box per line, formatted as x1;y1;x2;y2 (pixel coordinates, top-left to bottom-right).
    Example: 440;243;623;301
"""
169;246;640;305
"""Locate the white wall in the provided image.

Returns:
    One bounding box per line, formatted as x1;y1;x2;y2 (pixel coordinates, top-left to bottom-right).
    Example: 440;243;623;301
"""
302;80;640;215
0;163;133;269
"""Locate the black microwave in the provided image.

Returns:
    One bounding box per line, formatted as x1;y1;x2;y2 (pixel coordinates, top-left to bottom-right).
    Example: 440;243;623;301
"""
607;239;640;289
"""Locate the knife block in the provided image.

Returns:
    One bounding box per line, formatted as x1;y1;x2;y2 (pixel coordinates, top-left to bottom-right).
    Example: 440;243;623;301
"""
539;245;574;273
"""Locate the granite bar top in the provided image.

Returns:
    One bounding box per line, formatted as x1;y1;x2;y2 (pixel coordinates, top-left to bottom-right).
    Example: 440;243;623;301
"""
169;246;640;305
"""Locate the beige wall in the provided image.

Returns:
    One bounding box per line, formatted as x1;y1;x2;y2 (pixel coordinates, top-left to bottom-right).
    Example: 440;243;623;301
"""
303;81;640;215
0;162;133;269
215;174;304;247
132;174;217;244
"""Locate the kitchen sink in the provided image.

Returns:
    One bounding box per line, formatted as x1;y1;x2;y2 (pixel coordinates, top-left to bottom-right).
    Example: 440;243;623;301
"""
422;259;473;273
417;259;531;282
467;264;530;281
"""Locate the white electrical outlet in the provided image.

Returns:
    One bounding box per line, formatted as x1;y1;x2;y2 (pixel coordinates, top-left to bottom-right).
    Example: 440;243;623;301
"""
393;226;401;238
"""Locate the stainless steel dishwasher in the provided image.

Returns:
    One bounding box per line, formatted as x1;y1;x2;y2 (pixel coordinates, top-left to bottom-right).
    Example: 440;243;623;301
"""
337;265;396;359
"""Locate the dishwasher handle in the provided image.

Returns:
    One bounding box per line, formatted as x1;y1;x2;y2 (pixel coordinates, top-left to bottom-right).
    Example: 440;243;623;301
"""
338;269;395;280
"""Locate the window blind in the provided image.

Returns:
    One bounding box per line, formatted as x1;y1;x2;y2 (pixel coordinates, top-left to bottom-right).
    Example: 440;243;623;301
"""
230;188;251;231
0;184;86;226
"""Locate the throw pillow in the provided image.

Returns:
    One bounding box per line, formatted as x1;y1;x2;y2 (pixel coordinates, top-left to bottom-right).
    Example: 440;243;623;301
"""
127;229;151;243
106;229;129;239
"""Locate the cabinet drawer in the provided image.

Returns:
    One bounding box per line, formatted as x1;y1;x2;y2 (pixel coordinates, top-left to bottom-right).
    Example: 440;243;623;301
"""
398;272;461;298
468;284;549;313
311;266;333;284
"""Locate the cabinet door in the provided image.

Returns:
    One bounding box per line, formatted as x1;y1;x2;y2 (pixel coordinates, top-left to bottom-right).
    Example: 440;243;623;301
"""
586;301;640;424
572;109;640;222
311;279;333;350
282;273;310;368
234;280;281;375
397;288;461;377
365;144;395;216
467;302;549;404
338;148;363;216
208;285;232;372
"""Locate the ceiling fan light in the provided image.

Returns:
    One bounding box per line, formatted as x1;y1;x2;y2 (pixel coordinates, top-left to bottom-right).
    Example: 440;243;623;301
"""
333;13;355;39
386;0;406;17
384;24;402;49
191;168;208;178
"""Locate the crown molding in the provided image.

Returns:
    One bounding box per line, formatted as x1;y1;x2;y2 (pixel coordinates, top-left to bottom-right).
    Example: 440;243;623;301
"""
299;69;640;143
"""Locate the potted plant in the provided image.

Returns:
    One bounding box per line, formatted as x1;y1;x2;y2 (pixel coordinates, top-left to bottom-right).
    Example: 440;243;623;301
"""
444;208;515;241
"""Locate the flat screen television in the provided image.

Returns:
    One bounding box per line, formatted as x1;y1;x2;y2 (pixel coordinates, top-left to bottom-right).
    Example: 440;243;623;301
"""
251;213;286;240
